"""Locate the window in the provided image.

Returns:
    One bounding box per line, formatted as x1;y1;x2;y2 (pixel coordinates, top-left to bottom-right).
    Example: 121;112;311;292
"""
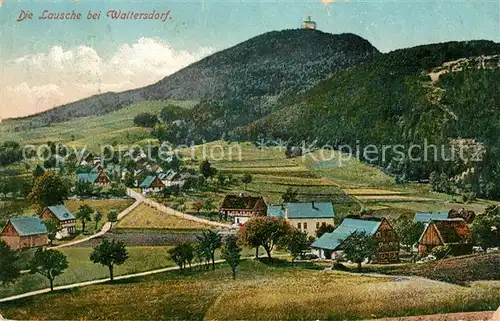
303;222;308;230
316;222;320;229
376;232;381;238
297;223;301;230
379;242;383;248
236;218;240;224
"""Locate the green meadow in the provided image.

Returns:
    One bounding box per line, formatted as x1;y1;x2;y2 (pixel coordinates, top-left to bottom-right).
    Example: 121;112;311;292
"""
1;260;499;320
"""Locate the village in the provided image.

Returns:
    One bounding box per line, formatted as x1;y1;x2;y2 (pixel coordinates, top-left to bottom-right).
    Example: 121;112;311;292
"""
1;143;497;290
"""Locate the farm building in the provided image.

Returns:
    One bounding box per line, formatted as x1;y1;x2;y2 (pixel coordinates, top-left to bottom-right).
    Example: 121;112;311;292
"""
40;205;77;238
413;212;449;223
311;218;400;263
417;218;473;255
219;194;267;225
268;202;335;236
0;217;48;250
140;175;166;194
77;170;111;185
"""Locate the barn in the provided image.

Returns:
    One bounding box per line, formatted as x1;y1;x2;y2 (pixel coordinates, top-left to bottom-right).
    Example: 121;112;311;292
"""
417;218;473;255
0;217;49;250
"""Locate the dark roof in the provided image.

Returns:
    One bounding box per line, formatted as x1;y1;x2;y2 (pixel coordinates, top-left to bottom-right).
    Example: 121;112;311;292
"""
311;218;381;250
5;217;48;236
433;219;472;244
285;202;334;219
220;195;265;210
47;205;76;221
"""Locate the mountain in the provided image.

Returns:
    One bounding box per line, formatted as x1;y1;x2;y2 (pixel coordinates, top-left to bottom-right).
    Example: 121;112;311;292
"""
19;29;379;127
228;40;500;198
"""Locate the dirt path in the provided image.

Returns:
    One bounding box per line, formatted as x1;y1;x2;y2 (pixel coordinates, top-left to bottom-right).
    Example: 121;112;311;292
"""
366;310;497;321
0;259;224;304
50;199;142;249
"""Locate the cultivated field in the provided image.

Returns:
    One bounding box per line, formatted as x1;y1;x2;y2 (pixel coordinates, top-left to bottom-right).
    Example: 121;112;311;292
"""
116;203;210;230
1;260;499;320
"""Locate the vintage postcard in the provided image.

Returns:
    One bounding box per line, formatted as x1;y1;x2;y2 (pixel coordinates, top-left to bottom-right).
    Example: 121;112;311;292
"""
0;0;499;320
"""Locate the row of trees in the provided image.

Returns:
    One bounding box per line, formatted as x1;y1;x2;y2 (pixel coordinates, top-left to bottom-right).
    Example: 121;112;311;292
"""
0;239;127;291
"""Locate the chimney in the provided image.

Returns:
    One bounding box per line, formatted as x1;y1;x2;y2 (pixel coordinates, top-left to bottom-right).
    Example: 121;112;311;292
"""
312;201;317;210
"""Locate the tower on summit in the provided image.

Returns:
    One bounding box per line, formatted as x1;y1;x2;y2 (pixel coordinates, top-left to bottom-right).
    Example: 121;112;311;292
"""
301;16;317;30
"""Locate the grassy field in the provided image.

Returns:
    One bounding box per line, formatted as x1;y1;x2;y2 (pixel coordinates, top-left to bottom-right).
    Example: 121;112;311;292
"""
1;260;499;320
370;253;500;285
0;246;175;299
178;141;354;208
0;100;197;150
116;203;210;230
176;141;492;221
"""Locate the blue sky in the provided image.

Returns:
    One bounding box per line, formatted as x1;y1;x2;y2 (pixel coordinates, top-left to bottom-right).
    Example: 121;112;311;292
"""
1;0;499;57
0;0;498;118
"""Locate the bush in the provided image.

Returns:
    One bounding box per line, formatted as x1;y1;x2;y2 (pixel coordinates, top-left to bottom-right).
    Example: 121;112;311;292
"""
431;245;451;259
332;262;348;271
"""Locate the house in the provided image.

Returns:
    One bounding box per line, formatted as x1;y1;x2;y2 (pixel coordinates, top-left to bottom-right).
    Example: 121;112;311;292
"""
413;212;449;223
39;205;77;237
311;218;400;263
78;151;95;166
77;170;111;186
268;202;335;236
0;217;48;250
139;175;166;194
219;194;267;225
417;218;473;255
159;170;180;187
448;208;476;224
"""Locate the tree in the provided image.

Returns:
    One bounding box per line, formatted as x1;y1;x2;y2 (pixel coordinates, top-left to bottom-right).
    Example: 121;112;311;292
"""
194;242;211;270
90;240;128;281
133;112;158;128
168;243;194;271
76;204;93;234
94;210;103;231
75;180;94;197
238;216;292;259
284;229;310;262
393;217;425;253
0;240;21;285
342;231;376;271
282;187;299;203
33;164;45;179
29;249;68;291
471;214;500;251
199;160;216;179
316;223;335;238
28;171;69;210
107;208;118;225
241;173;252;190
43;219;59;244
193;200;205;214
196;230;222;270
202;198;216;217
221;235;242;279
217;173;227;187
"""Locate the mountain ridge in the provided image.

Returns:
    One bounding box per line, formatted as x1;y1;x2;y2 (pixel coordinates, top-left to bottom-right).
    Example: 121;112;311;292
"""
13;29;379;127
